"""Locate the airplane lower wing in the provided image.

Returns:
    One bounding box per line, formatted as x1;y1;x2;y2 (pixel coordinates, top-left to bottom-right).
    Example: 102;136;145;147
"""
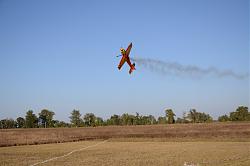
118;56;126;70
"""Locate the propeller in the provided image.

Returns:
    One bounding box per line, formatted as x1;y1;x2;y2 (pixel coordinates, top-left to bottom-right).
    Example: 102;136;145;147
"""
116;46;123;57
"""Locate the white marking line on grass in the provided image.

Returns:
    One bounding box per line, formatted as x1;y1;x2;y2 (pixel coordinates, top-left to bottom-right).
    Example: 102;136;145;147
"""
30;140;108;166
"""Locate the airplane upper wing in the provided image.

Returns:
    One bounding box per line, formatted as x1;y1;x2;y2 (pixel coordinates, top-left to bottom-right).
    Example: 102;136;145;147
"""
118;56;126;70
126;57;133;67
125;43;132;57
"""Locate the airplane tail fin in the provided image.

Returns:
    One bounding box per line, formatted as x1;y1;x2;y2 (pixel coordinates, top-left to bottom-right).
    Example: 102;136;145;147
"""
129;63;136;74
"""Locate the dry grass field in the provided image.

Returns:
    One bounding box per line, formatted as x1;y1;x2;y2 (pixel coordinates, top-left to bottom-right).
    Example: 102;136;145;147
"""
1;122;250;147
0;122;250;166
0;140;250;166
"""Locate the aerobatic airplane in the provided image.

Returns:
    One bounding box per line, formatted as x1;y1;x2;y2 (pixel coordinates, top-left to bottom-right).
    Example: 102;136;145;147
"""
117;43;136;74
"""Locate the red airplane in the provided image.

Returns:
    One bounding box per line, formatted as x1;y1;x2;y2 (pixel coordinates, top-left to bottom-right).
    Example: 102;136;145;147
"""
117;43;136;74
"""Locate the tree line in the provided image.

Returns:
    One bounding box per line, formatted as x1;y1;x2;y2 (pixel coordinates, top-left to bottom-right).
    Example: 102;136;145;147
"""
0;106;249;129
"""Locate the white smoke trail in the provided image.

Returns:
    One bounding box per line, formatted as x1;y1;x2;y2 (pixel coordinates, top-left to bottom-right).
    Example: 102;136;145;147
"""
131;57;248;80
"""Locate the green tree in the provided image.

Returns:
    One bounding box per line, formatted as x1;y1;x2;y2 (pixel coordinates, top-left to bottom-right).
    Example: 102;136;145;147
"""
150;115;157;124
187;109;212;123
218;115;230;122
95;117;104;126
176;118;184;123
25;110;38;128
83;113;96;127
38;109;55;128
121;113;129;125
148;115;157;125
230;106;249;121
0;119;8;129
0;119;4;129
140;116;147;125
140;115;156;125
165;109;176;124
107;114;120;125
176;112;189;123
196;112;213;123
69;110;82;127
16;117;25;128
0;119;16;129
54;120;70;127
128;114;136;125
121;113;135;125
158;116;167;124
135;112;141;125
188;109;198;123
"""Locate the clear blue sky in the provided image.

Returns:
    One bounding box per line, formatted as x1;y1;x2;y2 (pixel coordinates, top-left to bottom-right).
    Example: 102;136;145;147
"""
0;0;249;121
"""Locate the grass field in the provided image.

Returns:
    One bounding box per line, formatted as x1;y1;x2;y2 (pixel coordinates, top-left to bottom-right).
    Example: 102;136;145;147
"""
0;140;250;166
1;122;250;147
0;123;250;166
